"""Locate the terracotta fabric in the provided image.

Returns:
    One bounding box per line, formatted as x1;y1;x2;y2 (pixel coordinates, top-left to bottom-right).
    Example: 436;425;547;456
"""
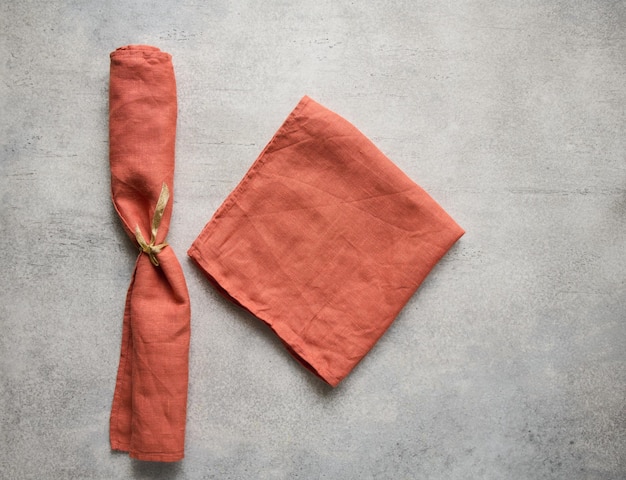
109;45;190;462
189;96;464;387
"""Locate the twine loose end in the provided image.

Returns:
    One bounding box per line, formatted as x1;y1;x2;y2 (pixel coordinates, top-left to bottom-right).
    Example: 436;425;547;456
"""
135;183;170;267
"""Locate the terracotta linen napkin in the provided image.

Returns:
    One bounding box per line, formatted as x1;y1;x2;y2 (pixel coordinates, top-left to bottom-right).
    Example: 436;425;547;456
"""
109;45;190;462
188;96;464;387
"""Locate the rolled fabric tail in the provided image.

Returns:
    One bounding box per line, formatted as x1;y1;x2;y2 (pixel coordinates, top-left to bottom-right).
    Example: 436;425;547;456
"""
108;45;191;462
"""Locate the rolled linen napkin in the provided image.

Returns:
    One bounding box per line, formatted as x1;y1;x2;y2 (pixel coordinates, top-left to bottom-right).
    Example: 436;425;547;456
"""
189;96;464;387
108;45;190;461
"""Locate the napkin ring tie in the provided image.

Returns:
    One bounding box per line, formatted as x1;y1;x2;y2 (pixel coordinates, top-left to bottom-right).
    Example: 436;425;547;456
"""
134;183;170;267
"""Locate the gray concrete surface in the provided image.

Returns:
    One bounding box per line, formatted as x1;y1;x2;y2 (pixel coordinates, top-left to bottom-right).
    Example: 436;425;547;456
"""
1;1;625;479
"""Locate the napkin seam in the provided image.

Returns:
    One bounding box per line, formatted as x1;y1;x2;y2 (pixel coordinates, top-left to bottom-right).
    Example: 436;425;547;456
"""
197;97;312;241
188;243;339;385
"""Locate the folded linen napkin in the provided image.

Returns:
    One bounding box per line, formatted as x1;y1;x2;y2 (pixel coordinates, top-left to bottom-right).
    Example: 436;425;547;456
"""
109;45;190;461
189;96;463;387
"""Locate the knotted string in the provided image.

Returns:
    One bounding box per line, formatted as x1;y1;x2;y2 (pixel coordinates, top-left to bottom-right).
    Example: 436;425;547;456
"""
135;183;170;267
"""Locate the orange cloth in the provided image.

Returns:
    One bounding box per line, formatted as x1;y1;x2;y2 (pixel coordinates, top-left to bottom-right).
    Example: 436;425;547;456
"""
189;96;464;387
109;45;190;462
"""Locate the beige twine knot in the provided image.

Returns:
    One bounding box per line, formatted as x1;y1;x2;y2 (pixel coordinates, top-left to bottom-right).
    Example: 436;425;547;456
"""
135;183;169;267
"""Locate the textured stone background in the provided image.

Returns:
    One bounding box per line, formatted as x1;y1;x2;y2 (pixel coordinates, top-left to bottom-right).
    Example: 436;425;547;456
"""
1;1;624;479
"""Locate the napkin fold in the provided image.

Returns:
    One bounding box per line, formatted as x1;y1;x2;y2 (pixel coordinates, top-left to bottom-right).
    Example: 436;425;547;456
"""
189;96;464;387
109;45;190;462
